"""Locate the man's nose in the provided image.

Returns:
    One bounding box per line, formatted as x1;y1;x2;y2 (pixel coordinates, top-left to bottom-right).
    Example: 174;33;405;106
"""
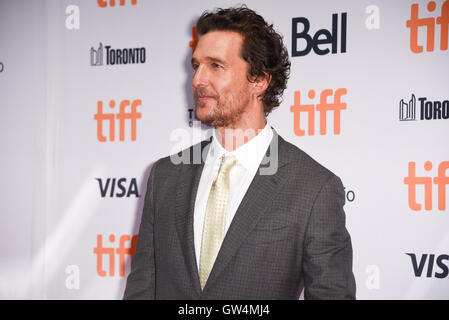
192;65;208;89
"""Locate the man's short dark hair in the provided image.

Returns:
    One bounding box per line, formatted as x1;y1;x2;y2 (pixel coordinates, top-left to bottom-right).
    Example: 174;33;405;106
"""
196;5;291;115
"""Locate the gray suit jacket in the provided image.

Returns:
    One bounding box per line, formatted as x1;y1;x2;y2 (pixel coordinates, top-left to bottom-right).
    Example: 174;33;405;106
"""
123;132;356;299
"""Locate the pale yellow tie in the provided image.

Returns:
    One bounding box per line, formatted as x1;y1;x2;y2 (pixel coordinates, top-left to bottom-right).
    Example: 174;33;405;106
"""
199;154;237;289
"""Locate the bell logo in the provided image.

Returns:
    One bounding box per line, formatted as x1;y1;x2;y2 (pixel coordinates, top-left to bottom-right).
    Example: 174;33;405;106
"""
292;13;347;57
404;161;449;211
290;88;347;136
97;0;137;7
94;234;138;277
406;0;449;53
94;99;142;142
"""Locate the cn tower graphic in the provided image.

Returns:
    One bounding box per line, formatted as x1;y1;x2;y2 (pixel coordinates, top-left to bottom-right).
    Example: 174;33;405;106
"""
399;94;416;121
90;43;103;66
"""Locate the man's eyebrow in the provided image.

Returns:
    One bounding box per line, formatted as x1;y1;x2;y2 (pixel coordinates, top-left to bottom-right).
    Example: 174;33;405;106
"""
191;56;228;67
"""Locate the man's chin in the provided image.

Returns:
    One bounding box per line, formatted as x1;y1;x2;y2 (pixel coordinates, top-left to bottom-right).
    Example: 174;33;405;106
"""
195;114;217;127
195;110;224;128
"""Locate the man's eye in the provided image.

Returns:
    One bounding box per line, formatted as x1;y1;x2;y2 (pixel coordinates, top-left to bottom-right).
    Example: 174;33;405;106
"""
212;63;223;69
192;64;199;70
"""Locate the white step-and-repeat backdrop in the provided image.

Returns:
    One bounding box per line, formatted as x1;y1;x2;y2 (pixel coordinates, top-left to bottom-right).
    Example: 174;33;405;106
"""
0;0;448;299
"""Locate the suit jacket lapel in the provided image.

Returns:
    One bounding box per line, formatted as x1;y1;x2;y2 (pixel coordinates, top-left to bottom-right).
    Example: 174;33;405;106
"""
174;139;211;296
202;132;294;292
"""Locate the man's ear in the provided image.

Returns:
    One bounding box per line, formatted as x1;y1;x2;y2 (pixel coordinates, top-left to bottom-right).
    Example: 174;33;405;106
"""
252;72;271;96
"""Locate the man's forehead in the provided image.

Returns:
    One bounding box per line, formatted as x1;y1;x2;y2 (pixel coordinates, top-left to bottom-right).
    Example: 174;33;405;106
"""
193;30;243;59
198;30;243;42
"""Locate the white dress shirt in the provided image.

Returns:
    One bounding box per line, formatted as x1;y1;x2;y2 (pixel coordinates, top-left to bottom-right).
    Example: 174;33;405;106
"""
193;122;274;270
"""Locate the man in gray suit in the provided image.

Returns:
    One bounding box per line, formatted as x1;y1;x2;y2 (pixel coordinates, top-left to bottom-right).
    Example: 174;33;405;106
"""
124;6;356;300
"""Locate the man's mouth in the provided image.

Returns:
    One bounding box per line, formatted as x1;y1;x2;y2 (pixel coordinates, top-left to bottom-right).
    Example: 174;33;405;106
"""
198;96;215;101
194;89;217;102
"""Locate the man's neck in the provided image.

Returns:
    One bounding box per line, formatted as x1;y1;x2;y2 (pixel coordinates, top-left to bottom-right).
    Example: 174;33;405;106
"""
215;118;267;152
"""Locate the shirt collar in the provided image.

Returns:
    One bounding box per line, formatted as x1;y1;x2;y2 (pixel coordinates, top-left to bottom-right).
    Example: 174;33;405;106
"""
207;121;273;175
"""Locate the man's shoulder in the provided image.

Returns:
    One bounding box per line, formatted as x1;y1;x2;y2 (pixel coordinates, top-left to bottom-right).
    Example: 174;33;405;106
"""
151;133;339;184
277;134;338;183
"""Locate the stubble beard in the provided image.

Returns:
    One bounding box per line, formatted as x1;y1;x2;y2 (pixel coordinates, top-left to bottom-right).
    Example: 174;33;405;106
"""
194;88;249;128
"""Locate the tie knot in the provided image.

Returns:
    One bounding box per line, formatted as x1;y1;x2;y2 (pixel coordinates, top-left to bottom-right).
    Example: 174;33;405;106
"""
214;155;237;184
220;154;237;171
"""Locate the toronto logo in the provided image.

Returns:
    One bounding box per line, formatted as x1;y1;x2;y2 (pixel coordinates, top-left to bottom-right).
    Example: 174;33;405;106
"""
399;94;449;121
399;94;416;121
90;42;146;66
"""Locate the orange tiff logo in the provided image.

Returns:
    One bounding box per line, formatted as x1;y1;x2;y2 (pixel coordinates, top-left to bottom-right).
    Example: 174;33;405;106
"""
93;234;138;277
97;0;137;7
406;0;449;53
94;99;142;142
290;88;347;136
189;26;199;53
404;161;449;211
